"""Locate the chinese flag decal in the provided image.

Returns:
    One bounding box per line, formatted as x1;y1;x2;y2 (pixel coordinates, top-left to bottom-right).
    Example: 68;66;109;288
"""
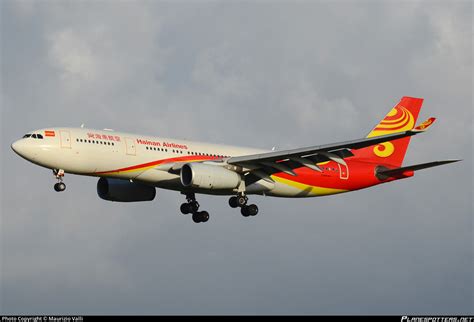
45;130;55;137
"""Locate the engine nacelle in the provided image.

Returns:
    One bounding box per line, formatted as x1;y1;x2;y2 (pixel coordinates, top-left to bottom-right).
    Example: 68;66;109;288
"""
97;177;156;202
180;163;241;190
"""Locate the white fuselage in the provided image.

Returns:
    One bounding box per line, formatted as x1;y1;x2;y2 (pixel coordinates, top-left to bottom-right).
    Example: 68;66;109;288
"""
11;127;288;196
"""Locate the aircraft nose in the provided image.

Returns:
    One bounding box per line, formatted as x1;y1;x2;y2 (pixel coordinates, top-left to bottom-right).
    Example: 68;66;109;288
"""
11;139;30;158
11;140;21;154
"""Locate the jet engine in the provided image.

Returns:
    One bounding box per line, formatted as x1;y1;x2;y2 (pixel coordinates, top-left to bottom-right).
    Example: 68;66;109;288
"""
97;177;156;202
180;163;241;190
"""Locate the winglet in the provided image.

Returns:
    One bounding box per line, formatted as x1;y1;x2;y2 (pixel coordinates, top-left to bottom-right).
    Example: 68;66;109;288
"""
413;117;436;132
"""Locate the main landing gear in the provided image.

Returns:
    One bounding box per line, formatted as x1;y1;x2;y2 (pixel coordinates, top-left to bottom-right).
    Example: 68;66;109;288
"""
53;169;66;192
180;192;209;223
228;193;259;217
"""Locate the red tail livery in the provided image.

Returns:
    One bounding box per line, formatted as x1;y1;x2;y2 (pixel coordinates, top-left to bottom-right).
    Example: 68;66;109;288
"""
354;96;423;167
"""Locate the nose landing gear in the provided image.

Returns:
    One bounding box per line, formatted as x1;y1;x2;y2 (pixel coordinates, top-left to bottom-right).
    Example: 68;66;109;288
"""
180;192;210;223
53;169;66;192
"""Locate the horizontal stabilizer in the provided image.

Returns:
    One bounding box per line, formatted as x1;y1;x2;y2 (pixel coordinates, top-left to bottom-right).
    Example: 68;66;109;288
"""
377;159;461;179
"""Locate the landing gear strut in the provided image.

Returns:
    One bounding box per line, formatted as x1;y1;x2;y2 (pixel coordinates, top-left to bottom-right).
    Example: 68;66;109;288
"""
229;193;259;217
53;169;66;192
180;192;209;223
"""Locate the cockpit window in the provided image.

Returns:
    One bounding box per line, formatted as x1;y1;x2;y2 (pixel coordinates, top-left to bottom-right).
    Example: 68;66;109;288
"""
23;133;44;139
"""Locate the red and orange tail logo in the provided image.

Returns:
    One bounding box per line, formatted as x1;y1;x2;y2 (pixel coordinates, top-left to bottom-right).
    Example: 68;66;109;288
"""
354;96;424;167
413;117;436;131
367;104;417;138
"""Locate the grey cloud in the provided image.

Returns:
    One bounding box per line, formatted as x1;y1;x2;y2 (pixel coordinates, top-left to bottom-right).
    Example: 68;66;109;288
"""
1;0;472;314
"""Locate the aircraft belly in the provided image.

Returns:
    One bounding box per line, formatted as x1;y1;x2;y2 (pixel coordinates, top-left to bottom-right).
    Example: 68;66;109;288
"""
135;169;182;188
266;175;348;198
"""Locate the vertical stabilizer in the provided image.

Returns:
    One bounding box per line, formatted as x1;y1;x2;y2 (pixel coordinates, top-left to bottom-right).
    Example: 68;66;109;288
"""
353;96;424;167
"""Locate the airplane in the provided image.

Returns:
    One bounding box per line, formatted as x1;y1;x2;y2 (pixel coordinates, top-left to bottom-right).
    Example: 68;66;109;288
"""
11;96;460;223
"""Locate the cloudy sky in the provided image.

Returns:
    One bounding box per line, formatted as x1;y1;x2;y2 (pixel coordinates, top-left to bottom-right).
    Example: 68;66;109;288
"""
1;0;472;315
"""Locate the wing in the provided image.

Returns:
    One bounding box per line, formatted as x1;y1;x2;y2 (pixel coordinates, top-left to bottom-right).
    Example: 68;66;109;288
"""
227;118;436;184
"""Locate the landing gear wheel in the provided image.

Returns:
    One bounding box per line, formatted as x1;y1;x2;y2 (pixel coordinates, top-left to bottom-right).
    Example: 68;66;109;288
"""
192;212;201;223
54;182;66;192
189;201;200;213
241;206;250;217
53;169;66;192
229;196;239;208
247;204;258;216
192;211;210;223
181;192;201;217
237;195;247;207
193;212;203;224
200;211;209;223
180;203;191;215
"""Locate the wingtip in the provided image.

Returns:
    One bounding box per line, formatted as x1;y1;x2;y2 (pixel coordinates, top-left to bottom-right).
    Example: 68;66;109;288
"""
437;159;462;165
413;117;436;132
